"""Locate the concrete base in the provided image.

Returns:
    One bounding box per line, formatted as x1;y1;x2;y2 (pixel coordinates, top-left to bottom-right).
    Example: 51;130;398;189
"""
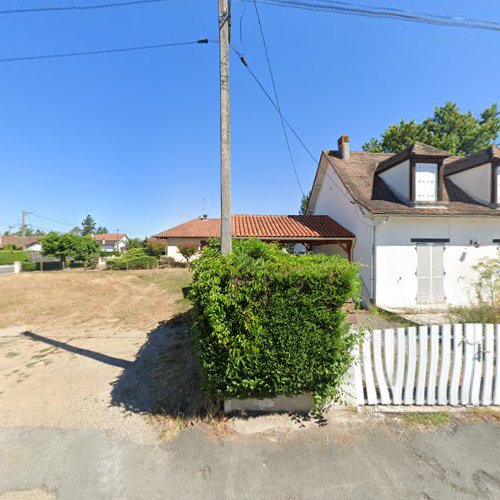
224;393;314;414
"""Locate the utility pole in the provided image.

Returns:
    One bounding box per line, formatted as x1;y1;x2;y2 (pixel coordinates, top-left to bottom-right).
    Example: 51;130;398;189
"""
219;0;232;255
116;228;120;254
21;209;33;237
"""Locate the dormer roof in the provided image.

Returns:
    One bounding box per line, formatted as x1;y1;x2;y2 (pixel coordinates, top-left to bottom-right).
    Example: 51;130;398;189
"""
445;145;500;176
375;142;453;173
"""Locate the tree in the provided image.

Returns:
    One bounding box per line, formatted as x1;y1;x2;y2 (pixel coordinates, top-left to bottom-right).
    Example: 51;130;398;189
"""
146;238;165;258
299;190;311;215
42;232;99;266
177;243;199;266
81;215;96;235
96;226;108;235
128;238;145;250
363;102;500;156
71;226;82;235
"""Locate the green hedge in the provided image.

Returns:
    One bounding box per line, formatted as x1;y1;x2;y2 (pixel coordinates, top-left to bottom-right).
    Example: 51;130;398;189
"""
107;248;157;270
0;251;29;265
189;239;361;409
21;261;37;272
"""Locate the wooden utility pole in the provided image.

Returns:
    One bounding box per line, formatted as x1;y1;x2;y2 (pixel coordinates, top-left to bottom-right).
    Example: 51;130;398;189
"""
218;0;232;255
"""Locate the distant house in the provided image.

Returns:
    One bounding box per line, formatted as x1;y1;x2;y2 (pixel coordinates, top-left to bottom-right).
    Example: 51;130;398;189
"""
306;135;500;309
0;235;42;252
93;233;129;254
153;214;354;262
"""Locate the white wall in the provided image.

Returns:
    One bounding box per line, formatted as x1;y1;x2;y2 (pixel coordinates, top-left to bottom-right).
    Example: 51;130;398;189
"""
448;163;491;204
310;156;375;302
379;160;410;202
167;238;202;262
375;217;500;309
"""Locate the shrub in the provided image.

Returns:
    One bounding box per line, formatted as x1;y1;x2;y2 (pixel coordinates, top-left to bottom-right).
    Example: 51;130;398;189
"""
189;238;361;409
107;248;157;270
100;250;120;257
0;251;29;265
21;261;36;272
178;242;199;266
159;256;187;268
448;304;500;324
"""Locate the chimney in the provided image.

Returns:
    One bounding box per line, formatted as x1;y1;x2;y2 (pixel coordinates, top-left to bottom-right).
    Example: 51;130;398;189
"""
200;214;208;221
337;135;350;161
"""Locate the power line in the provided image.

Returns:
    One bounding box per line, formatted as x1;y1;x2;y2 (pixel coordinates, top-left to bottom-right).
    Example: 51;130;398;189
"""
251;0;304;196
232;47;316;164
233;48;376;227
0;38;209;64
31;213;78;227
258;0;500;33
0;0;172;16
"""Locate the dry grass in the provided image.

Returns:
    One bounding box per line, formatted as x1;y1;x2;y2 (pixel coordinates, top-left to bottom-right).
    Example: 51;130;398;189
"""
0;268;192;332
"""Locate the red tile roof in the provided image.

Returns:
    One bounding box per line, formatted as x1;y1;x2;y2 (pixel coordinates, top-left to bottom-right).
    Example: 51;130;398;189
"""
94;233;127;241
154;215;354;240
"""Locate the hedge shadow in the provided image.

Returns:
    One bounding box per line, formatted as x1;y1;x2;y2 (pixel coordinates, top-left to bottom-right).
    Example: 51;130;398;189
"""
110;309;218;418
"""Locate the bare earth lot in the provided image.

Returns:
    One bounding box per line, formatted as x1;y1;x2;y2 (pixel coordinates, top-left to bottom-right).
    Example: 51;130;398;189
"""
1;269;500;499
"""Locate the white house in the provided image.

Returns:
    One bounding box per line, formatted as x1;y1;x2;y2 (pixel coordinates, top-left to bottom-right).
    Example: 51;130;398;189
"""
153;214;354;262
307;135;500;310
0;235;42;252
93;233;129;254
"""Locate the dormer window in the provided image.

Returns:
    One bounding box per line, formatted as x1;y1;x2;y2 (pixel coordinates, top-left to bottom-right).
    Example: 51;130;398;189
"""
415;163;438;202
376;143;449;206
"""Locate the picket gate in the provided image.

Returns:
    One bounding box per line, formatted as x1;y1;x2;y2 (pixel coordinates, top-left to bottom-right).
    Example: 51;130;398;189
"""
352;324;500;406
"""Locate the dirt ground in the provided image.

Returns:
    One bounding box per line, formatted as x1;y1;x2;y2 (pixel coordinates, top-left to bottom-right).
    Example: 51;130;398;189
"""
0;269;196;443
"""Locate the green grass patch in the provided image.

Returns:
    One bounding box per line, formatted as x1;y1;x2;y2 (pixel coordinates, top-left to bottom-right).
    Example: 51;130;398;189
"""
369;306;417;327
402;412;451;428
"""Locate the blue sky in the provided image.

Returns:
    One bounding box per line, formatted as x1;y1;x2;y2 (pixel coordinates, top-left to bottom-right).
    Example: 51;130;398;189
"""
0;0;498;237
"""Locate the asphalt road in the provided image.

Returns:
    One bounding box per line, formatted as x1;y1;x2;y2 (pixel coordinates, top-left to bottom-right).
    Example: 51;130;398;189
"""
1;421;500;499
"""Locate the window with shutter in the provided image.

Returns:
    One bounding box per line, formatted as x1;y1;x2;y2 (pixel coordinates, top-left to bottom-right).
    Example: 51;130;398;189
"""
415;163;438;202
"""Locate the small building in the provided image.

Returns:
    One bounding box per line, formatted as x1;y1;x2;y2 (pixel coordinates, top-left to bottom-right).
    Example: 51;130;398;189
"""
0;235;42;252
307;135;500;310
153;214;355;262
93;233;129;254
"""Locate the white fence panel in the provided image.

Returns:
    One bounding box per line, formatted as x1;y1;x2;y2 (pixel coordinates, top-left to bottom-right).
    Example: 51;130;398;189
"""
352;323;500;406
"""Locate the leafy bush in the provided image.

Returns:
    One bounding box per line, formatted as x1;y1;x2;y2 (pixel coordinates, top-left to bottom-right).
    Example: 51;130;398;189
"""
159;256;187;268
0;251;29;265
448;304;500;324
21;261;36;272
107;248;157;270
100;250;120;257
189;239;361;409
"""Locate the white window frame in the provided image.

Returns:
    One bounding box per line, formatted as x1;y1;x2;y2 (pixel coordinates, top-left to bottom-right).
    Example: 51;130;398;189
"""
415;163;438;202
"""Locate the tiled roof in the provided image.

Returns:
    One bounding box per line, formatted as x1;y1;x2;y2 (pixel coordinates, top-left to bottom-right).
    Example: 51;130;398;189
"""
320;149;499;216
154;215;354;239
0;235;40;249
94;233;127;240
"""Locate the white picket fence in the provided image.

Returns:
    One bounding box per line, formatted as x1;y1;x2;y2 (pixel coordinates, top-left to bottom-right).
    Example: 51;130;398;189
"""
352;324;500;406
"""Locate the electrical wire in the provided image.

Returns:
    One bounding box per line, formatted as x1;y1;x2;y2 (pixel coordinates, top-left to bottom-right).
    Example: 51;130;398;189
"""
31;213;79;227
0;0;172;16
0;38;209;64
233;48;378;227
251;0;304;195
232;46;316;164
258;0;500;33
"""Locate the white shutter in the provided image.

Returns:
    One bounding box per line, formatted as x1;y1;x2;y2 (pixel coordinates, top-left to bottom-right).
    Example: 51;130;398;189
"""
431;245;445;303
497;166;500;204
415;163;438;202
417;244;445;304
417;245;431;304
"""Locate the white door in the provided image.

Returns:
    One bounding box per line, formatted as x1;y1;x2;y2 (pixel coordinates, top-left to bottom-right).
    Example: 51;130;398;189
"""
417;244;445;305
